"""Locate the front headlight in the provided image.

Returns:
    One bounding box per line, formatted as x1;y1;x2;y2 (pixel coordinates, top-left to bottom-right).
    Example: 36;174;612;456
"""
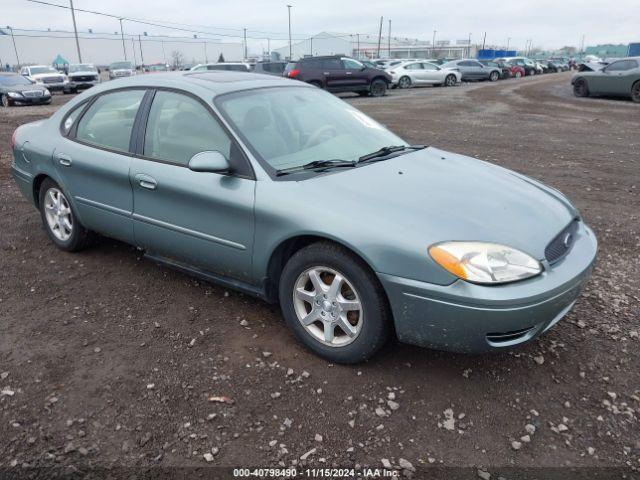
428;242;542;284
7;91;22;98
43;89;51;96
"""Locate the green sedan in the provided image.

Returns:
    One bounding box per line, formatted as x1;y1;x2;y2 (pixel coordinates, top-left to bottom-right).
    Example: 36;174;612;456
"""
10;71;597;363
572;57;640;102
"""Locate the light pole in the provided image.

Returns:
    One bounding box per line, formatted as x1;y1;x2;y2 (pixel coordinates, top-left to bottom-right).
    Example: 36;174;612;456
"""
286;5;292;60
139;34;145;66
506;37;511;52
7;26;20;68
243;28;247;60
388;19;391;57
432;30;437;56
467;33;472;58
69;0;82;62
119;18;127;60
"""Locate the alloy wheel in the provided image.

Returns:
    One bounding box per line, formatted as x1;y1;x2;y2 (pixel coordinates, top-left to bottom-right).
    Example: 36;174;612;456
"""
292;266;363;347
44;188;73;241
398;77;411;89
445;75;456;87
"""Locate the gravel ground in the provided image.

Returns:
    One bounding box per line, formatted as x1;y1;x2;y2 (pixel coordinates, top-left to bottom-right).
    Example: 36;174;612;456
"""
0;73;638;479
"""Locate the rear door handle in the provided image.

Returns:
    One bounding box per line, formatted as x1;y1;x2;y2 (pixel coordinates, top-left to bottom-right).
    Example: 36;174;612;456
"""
56;153;72;166
134;174;157;190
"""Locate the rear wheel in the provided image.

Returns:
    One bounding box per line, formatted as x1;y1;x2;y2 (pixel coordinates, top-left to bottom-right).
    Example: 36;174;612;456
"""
489;71;499;82
398;76;412;89
278;242;391;363
444;74;457;87
38;178;93;252
369;78;387;97
631;81;640;103
1;95;11;107
573;78;589;98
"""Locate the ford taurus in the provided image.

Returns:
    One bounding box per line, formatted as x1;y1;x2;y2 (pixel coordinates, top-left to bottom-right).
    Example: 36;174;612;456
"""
10;71;597;363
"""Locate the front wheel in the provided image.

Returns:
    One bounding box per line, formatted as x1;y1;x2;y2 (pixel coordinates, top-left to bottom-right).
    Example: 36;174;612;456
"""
631;81;640;103
489;71;499;82
1;95;11;107
514;71;522;78
398;76;412;89
444;74;457;87
279;242;391;363
573;78;589;98
39;178;93;252
369;78;387;97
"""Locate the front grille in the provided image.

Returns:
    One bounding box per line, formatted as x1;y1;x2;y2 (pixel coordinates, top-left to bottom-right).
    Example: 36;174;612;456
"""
72;75;97;82
42;76;63;84
22;90;43;98
545;219;579;264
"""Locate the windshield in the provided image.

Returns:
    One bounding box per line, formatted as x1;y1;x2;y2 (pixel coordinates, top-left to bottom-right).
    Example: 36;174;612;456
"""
0;75;33;86
216;87;407;173
30;66;58;75
110;62;133;70
69;64;97;73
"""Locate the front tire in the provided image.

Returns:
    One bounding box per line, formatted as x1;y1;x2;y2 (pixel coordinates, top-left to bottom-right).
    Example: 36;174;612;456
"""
573;78;589;98
369;78;387;97
514;71;522;78
38;178;93;252
1;94;11;107
398;76;412;89
279;242;391;363
444;74;457;87
631;81;640;103
489;71;499;82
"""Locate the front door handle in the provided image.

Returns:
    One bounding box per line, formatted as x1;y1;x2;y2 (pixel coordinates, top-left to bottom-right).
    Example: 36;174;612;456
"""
135;174;157;190
56;153;72;166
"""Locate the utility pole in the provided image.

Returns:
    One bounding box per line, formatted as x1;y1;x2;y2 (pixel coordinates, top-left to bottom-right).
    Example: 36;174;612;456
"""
7;26;20;68
432;30;437;56
243;28;247;60
138;35;144;66
482;31;486;51
69;0;82;62
287;5;292;60
203;41;208;63
506;37;511;52
388;19;391;57
356;33;360;59
267;38;270;58
161;40;166;63
310;36;313;56
467;33;472;58
119;18;127;60
376;16;383;58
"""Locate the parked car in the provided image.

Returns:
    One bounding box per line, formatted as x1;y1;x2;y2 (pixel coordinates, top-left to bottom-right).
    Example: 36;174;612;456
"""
66;63;100;93
497;60;525;78
108;61;136;80
20;65;69;92
145;64;170;73
572;57;640;102
284;55;391;97
497;57;538;76
479;60;511;79
190;63;251;72
388;61;461;88
253;61;287;76
0;72;52;106
9;71;597;363
440;59;501;82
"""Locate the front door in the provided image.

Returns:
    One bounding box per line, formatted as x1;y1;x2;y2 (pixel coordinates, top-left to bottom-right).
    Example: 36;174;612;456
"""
130;90;255;280
54;88;147;243
341;58;369;88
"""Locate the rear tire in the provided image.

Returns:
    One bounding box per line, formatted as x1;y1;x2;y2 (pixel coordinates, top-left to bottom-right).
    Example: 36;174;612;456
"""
369;78;387;97
38;178;93;252
573;78;589;98
444;74;457;87
278;242;391;363
631;81;640;103
489;71;499;82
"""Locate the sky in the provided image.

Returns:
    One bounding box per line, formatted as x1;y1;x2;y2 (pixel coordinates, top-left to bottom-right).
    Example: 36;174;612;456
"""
2;0;638;55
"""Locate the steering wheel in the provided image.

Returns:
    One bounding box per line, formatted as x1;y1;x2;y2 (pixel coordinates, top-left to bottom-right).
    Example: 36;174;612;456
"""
304;124;339;149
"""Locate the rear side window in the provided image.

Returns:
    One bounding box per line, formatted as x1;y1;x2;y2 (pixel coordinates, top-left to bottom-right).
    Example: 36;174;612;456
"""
143;91;231;166
61;101;88;136
322;59;342;70
75;89;145;152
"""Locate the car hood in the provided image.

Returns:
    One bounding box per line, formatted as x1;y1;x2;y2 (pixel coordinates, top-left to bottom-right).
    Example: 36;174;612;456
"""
68;70;98;77
30;72;64;79
302;147;577;261
2;84;48;93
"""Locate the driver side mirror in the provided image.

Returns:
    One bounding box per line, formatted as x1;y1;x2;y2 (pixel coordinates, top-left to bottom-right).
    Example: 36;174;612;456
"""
188;151;230;173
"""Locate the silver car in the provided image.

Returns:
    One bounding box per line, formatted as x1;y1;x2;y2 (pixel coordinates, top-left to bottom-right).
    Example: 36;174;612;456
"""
389;61;461;88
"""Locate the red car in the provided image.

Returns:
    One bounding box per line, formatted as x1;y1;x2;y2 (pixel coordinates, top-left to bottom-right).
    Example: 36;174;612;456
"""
507;63;526;78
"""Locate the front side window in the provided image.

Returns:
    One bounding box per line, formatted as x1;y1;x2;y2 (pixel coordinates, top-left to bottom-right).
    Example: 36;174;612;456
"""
217;87;407;172
342;59;363;69
405;63;422;70
143;91;231;166
75;89;145;152
422;63;438;71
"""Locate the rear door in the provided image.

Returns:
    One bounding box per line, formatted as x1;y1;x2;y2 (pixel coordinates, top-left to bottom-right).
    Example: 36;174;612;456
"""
403;62;425;84
421;62;442;83
129;89;255;280
54;88;146;243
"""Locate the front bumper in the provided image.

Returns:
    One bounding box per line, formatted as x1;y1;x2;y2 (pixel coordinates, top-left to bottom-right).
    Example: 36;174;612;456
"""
37;81;66;91
9;95;51;105
68;79;99;89
379;221;597;353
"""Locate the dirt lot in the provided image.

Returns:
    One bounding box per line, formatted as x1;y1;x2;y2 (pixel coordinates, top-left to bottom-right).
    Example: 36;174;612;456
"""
1;73;638;479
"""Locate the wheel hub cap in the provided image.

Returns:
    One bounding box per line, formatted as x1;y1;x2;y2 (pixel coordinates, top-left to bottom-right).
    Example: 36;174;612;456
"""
44;187;73;241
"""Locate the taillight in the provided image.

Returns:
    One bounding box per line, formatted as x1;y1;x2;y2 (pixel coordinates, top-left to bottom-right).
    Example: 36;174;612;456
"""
10;128;18;150
288;69;300;78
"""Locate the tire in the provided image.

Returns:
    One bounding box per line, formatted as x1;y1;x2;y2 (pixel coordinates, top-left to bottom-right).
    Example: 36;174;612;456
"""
398;76;412;89
1;94;11;107
444;74;457;87
38;178;93;252
489;71;499;82
278;242;391;363
573;78;589;98
514;71;522;79
631;81;640;103
369;78;387;97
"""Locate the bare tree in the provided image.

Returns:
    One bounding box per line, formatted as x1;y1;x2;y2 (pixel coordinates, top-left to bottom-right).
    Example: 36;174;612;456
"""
171;50;185;70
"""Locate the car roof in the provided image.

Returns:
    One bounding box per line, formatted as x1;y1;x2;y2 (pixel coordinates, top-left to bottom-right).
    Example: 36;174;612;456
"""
87;70;304;96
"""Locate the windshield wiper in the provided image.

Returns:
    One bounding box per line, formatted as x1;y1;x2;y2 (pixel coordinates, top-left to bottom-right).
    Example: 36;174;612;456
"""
275;159;357;177
357;144;427;164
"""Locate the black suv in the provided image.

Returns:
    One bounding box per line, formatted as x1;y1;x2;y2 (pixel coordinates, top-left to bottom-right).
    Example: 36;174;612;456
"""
284;56;391;97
